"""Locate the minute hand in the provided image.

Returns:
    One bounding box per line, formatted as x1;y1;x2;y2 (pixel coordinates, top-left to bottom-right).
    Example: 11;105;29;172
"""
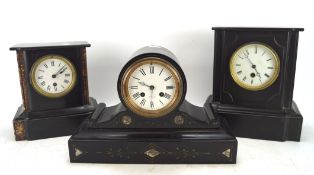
53;65;65;77
245;55;262;83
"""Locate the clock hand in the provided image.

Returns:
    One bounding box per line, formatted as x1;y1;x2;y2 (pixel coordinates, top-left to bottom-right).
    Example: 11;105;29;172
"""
59;67;68;74
244;55;263;83
52;65;66;77
138;81;150;88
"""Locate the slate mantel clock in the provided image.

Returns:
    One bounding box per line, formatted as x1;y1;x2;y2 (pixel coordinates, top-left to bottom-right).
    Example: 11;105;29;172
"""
68;46;237;164
10;41;97;141
210;27;303;141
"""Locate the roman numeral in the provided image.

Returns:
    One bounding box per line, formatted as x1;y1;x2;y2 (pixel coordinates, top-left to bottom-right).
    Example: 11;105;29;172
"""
65;73;70;77
237;70;242;75
64;79;69;84
41;81;46;86
159;68;164;76
166;86;174;90
244;50;249;57
242;76;247;81
39;69;44;72
51;61;54;66
159;100;164;105
164;76;172;81
130;86;138;89
264;73;270;78
262;50;266;56
238;55;244;59
150;65;154;74
133;92;140;100
255;45;258;54
44;64;48;68
132;76;140;80
58;63;61;67
54;86;58;91
164;93;171;99
251;79;254;85
139;69;146;76
266;58;272;61
140;98;146;106
38;76;43;79
150;101;154;108
236;64;241;66
267;67;274;69
47;85;51;91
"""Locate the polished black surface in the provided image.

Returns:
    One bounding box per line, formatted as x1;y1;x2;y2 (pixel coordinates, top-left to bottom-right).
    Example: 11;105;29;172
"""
25;48;85;111
88;97;219;129
14;97;97;140
10;41;90;51
211;27;303;141
11;41;95;140
68;96;237;164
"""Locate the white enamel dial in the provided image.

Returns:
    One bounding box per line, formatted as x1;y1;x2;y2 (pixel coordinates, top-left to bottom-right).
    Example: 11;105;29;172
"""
230;43;280;91
121;57;183;118
31;55;76;97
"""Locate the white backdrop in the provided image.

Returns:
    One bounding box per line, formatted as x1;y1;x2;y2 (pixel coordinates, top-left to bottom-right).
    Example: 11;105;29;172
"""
0;0;313;175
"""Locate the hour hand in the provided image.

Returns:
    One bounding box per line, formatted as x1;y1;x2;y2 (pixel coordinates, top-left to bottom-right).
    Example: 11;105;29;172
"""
138;81;150;87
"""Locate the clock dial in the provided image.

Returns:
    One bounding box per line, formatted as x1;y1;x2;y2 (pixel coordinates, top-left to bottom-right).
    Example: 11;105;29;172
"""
120;57;184;118
30;55;76;98
230;43;280;91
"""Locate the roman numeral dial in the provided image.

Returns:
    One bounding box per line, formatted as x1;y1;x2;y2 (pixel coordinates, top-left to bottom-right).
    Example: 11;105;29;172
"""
31;55;76;97
230;43;280;91
120;57;185;118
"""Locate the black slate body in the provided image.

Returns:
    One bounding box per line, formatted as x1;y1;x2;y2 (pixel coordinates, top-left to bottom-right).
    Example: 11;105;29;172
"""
211;27;303;141
69;96;237;164
68;46;237;164
11;41;97;140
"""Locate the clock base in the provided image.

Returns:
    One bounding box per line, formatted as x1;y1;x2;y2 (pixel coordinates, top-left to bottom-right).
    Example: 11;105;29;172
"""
210;96;303;141
13;97;97;141
68;122;237;164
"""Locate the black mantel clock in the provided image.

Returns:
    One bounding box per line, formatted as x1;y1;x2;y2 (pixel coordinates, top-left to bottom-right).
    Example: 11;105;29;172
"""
210;27;303;141
68;46;237;164
10;41;97;141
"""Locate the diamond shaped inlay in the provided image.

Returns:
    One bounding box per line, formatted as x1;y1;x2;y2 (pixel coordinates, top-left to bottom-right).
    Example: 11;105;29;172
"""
144;149;160;158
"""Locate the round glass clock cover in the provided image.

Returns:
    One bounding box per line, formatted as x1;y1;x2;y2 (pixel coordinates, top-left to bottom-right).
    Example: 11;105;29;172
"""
119;57;185;118
30;54;77;98
230;43;280;91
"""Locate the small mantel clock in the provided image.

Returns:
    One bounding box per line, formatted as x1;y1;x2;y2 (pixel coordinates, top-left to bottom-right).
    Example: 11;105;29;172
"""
211;27;303;141
10;41;97;141
68;46;237;164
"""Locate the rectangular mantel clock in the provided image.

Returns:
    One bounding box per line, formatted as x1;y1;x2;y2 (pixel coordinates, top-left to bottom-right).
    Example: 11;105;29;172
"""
210;27;303;141
10;41;97;141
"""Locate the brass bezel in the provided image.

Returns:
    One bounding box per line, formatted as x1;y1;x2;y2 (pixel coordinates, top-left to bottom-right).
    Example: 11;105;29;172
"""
229;42;280;91
121;57;183;118
30;54;77;98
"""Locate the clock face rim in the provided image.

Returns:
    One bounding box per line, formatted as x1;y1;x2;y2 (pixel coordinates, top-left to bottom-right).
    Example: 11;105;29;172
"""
120;57;184;118
229;42;280;91
30;54;77;98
